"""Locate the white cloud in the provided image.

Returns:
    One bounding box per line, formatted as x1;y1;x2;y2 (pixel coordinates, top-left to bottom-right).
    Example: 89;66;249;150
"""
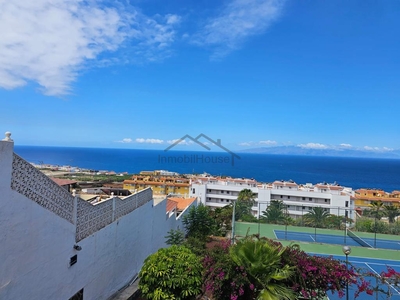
0;0;180;95
382;147;393;151
117;138;134;143
120;138;133;144
298;143;328;149
259;140;277;145
167;139;193;145
364;146;378;151
136;138;164;144
364;146;393;152
195;0;285;58
340;143;352;148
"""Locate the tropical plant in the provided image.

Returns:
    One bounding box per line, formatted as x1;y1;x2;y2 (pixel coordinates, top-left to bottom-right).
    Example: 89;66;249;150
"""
203;239;254;300
280;243;371;299
303;207;330;228
210;205;233;235
182;204;215;239
229;236;295;300
383;204;400;223
369;200;385;220
235;189;257;221
139;245;203;300
261;200;287;224
165;228;185;245
183;236;207;256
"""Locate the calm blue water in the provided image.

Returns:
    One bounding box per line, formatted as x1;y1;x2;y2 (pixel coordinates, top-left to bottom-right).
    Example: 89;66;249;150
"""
14;146;400;192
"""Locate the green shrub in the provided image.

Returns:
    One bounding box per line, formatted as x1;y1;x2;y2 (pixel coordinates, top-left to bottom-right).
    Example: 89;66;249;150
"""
139;246;202;300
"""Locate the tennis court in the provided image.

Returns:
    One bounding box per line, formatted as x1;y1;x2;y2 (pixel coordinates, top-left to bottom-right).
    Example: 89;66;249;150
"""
322;255;400;300
234;222;400;299
274;229;400;251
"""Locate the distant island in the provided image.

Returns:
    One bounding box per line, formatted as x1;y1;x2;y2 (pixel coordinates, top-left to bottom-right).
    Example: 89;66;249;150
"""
239;146;400;159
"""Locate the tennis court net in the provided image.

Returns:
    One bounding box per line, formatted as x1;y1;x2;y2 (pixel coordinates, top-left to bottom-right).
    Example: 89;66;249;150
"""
347;229;374;248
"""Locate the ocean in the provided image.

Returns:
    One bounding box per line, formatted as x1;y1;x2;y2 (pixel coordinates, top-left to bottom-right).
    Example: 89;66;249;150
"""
14;145;400;192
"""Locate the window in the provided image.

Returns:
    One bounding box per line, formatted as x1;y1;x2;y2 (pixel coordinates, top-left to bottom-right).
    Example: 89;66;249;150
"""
280;195;283;198
345;211;349;217
221;190;224;193
288;196;290;199
309;198;312;201
325;199;328;203
308;207;312;211
302;197;305;200
70;255;78;266
226;191;230;194
345;201;349;207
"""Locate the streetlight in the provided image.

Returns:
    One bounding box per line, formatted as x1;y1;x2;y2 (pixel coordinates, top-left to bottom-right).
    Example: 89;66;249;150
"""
231;199;236;245
342;245;352;300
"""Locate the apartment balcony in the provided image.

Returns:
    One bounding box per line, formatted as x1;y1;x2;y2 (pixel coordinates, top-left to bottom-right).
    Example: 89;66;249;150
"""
205;201;229;208
206;193;238;200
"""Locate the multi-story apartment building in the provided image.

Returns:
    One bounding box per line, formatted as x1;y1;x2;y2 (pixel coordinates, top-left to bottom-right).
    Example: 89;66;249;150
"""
190;176;354;219
354;188;400;209
123;173;190;196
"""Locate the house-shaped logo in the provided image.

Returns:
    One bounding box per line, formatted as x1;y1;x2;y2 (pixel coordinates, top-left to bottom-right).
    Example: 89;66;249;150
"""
164;133;240;166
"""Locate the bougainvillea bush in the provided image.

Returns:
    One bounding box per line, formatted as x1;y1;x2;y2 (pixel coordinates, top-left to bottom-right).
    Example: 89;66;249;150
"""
207;237;376;300
202;239;255;300
277;242;377;299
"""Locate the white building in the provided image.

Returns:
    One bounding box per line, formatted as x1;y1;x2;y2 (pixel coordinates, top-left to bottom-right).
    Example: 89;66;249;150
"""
190;176;354;219
0;133;195;300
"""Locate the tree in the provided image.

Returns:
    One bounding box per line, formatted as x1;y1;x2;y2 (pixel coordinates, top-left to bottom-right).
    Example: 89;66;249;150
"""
165;228;185;246
236;189;257;221
139;245;203;300
182;204;215;239
230;236;295;300
210;205;233;235
369;200;385;220
261;200;287;224
383;205;400;223
303;207;330;228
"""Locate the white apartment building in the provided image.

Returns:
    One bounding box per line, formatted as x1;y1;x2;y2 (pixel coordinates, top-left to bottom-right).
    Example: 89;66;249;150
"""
190;176;354;220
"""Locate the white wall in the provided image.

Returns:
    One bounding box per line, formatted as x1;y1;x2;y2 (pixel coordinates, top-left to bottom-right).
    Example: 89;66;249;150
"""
0;140;192;300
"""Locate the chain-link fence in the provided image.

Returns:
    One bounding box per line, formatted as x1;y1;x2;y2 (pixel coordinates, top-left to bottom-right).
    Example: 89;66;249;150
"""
240;201;400;250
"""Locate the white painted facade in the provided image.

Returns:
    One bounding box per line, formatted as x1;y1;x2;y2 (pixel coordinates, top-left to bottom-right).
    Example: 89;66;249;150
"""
0;136;194;300
190;177;354;219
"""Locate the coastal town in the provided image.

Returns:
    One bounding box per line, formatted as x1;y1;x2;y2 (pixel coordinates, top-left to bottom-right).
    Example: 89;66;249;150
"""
2;129;400;300
34;161;400;221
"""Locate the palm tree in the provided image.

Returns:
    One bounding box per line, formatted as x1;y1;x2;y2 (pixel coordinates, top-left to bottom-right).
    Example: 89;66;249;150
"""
261;200;286;224
235;189;257;220
303;207;330;228
230;237;296;300
369;200;385;220
383;205;400;223
237;188;257;202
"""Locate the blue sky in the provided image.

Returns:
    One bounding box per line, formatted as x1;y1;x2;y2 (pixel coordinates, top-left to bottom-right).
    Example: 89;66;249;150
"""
1;0;399;153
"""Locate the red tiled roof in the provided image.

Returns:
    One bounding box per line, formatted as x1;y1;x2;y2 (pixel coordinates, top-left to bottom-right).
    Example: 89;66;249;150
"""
166;199;178;213
168;197;196;210
328;186;343;190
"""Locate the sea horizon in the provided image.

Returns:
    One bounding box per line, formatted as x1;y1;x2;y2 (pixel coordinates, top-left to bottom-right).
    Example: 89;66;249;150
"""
14;145;400;192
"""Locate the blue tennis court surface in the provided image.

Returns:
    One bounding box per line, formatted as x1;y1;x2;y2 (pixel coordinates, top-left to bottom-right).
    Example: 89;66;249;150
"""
319;255;400;300
274;230;400;251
